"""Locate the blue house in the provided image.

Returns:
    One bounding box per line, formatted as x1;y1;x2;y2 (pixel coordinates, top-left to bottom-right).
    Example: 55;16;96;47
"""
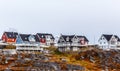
16;34;43;52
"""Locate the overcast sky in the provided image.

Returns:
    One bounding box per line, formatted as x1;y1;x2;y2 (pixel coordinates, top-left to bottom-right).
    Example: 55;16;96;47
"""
0;0;120;43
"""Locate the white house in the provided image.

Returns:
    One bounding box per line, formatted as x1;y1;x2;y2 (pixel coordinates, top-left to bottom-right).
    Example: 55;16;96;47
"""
57;35;89;52
98;34;120;49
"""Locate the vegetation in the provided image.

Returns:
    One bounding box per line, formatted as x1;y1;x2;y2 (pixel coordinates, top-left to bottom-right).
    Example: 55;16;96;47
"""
46;47;120;71
4;45;16;49
0;46;120;71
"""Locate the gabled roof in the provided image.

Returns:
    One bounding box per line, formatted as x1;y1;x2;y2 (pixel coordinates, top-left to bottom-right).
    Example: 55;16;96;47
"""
19;34;30;42
33;35;40;42
37;33;55;39
102;34;120;41
58;35;89;43
62;35;75;43
4;32;18;38
58;35;75;43
114;35;120;41
102;34;113;41
19;34;40;42
77;36;89;42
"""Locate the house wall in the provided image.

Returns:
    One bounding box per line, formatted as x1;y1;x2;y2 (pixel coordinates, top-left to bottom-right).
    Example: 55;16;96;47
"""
58;46;69;52
3;49;16;55
98;36;109;49
58;43;66;47
45;35;54;46
2;33;7;42
28;35;36;42
84;42;88;45
72;47;78;51
108;36;117;48
58;47;66;52
16;46;43;51
39;35;54;46
2;33;16;43
58;46;78;52
16;35;23;44
117;42;120;45
40;38;46;43
7;38;16;43
72;38;79;46
109;36;117;45
40;38;46;46
79;38;88;45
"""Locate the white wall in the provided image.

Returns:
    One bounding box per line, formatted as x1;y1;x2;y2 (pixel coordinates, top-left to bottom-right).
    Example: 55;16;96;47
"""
98;36;109;49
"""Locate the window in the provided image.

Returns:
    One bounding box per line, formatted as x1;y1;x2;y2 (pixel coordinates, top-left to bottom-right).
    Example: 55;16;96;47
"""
111;38;116;45
102;38;104;40
46;36;48;38
66;37;69;41
104;42;106;44
111;41;116;44
42;35;44;38
9;35;11;37
104;46;106;48
29;36;35;42
12;39;14;41
25;37;27;40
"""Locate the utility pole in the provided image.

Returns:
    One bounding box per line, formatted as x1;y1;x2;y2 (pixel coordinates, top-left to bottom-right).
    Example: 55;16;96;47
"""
94;35;95;48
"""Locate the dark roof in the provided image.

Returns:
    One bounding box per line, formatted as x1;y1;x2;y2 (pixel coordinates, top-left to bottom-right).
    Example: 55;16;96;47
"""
58;35;75;43
58;35;89;43
102;34;113;41
114;35;120;41
102;34;120;41
33;35;40;42
37;33;55;39
19;34;30;42
4;32;18;38
77;36;89;42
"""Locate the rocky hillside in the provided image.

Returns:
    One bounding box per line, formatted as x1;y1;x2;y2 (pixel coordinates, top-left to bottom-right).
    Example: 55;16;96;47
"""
74;48;120;71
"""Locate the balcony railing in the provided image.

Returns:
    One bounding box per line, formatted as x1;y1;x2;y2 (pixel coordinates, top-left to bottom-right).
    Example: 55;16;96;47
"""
58;43;88;47
16;46;43;51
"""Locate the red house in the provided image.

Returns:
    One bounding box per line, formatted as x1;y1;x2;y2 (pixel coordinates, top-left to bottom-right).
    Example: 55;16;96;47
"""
2;32;18;44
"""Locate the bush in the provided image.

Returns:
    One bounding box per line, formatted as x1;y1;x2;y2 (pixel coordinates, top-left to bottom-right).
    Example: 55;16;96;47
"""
54;49;63;55
46;46;57;51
